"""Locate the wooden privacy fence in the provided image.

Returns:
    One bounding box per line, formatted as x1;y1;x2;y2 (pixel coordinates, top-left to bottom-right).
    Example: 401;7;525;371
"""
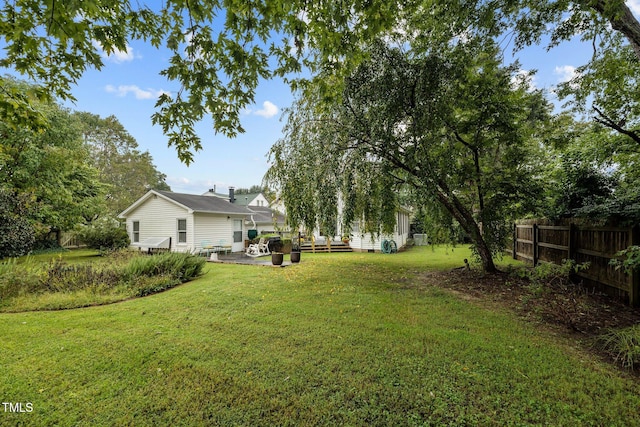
513;223;640;306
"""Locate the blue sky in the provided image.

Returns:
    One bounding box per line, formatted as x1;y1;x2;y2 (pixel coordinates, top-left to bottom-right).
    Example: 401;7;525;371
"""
56;2;639;195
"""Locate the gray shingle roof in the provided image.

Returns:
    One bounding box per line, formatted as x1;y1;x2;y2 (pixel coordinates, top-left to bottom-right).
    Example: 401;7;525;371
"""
247;206;286;224
233;193;261;206
157;190;254;215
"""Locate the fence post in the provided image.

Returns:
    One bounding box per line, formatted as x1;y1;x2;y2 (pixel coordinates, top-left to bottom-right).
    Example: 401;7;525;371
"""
630;225;639;307
533;223;538;266
568;223;575;262
512;223;517;260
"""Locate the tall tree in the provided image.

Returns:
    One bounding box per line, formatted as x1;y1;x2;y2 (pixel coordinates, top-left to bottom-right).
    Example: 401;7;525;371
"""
267;42;548;272
0;0;637;162
0;78;106;242
74;112;170;215
542;116;640;223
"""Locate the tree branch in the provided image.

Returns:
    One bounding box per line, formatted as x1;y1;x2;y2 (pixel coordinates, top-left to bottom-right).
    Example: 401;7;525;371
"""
592;106;640;146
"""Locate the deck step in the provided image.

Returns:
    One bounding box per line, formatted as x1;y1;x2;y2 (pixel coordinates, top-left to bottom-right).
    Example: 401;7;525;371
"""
300;243;353;253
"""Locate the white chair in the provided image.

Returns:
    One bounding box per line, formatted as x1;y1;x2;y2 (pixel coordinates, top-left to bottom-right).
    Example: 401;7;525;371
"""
257;238;270;255
245;243;260;257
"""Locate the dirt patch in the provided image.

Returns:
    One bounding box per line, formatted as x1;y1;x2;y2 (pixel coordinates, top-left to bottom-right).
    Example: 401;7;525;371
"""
419;268;640;373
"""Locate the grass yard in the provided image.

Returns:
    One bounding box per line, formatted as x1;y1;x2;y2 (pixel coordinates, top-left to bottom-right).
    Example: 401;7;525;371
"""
1;246;639;426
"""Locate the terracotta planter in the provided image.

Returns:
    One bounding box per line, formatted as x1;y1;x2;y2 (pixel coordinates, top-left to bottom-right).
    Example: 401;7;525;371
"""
271;253;284;266
290;251;301;263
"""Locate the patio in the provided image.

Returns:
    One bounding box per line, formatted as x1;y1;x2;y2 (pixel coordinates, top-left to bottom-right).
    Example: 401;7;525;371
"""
209;252;292;267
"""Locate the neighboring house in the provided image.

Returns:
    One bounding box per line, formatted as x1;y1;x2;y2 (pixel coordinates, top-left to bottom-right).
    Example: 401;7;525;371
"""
120;189;257;254
343;207;411;252
277;190;411;252
247;206;287;234
202;187;270;207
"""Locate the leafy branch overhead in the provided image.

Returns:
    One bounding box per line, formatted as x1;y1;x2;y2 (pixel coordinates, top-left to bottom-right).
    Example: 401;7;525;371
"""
1;0;640;161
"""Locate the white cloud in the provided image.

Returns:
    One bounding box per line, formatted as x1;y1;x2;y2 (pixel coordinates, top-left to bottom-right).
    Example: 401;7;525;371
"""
105;85;170;100
253;101;279;118
92;40;137;63
554;65;578;83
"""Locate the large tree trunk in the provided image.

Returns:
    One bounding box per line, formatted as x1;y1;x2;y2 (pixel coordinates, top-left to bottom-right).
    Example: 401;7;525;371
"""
470;230;498;273
434;185;498;273
590;0;640;61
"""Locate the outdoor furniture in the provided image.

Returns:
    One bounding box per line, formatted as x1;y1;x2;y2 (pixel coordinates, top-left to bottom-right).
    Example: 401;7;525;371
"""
132;237;172;254
257;238;270;255
200;239;232;257
215;239;232;254
245;243;261;257
199;240;213;257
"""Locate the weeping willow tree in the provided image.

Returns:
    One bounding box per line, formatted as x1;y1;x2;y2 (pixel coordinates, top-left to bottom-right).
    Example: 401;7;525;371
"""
266;41;547;272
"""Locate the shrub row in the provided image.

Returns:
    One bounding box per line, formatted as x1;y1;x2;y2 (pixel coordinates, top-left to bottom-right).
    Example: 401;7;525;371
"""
0;252;206;304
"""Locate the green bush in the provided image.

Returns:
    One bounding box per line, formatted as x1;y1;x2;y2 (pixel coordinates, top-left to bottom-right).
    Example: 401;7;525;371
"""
1;251;206;311
597;325;640;370
124;252;206;282
0;258;41;300
0;189;35;258
611;245;640;274
42;258;123;293
76;219;130;252
511;259;589;288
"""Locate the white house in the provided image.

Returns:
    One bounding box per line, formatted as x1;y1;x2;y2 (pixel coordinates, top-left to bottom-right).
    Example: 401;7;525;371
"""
271;189;411;252
247;206;287;235
119;189;267;254
343;207;411;252
202;187;270;207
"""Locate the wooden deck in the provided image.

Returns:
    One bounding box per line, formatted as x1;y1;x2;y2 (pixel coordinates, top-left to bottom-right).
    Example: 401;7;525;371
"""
300;241;353;253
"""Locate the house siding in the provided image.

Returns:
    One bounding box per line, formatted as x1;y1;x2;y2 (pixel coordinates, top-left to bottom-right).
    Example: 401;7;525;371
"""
125;195;194;252
349;210;410;252
193;213;247;252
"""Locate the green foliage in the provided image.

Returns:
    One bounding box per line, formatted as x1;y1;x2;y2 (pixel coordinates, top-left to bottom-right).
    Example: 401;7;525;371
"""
42;258;124;293
75;112;170;215
1;0;639;163
0;257;41;300
514;259;589;287
611;245;640;274
0;79;107;236
546;154;617;220
76;218;130;252
123;252;206;283
268;41;548;272
0;187;35;258
597;325;640;370
0;251;206;312
542;119;640;224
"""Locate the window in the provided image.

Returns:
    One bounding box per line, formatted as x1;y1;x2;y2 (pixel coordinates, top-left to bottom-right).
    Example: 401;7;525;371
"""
233;219;242;243
132;221;140;243
177;219;187;243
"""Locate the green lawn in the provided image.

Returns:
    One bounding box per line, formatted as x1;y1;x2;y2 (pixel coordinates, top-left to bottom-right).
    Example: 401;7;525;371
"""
1;247;639;426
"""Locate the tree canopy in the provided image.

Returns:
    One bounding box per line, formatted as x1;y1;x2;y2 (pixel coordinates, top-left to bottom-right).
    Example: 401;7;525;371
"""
267;42;550;272
0;78;106;241
1;0;639;161
75;112;170;215
0;79;169;256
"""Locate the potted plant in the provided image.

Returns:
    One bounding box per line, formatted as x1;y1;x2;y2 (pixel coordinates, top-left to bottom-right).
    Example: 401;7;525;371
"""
290;234;301;263
271;252;284;266
342;234;351;244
